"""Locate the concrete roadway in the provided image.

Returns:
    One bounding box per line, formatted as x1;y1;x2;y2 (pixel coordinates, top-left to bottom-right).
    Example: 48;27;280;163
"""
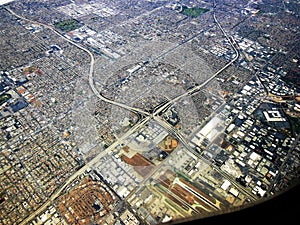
153;115;258;202
5;7;150;118
18;115;151;225
152;12;240;117
6;6;253;225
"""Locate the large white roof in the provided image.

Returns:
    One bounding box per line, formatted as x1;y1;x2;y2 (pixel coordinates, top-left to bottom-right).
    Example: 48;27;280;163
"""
0;0;15;6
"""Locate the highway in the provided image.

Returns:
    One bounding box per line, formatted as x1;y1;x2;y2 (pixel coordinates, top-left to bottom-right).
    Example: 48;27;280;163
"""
6;5;248;225
152;12;240;117
18;115;151;225
153;115;259;202
5;7;150;118
212;165;258;201
4;8;152;224
153;115;193;152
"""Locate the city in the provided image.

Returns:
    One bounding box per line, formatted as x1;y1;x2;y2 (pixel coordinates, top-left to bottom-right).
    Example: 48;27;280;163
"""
0;0;299;224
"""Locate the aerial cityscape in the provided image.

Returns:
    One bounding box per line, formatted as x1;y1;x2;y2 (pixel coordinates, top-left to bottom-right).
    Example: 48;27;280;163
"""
0;0;299;224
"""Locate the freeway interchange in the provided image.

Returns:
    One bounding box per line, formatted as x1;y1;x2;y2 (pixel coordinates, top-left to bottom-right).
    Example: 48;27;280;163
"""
6;5;260;225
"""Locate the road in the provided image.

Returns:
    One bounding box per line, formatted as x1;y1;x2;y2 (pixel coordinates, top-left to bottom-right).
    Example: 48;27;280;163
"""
5;7;150;118
153;115;259;202
212;165;258;201
6;6;246;225
147;12;257;201
152;12;240;117
18;115;151;225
